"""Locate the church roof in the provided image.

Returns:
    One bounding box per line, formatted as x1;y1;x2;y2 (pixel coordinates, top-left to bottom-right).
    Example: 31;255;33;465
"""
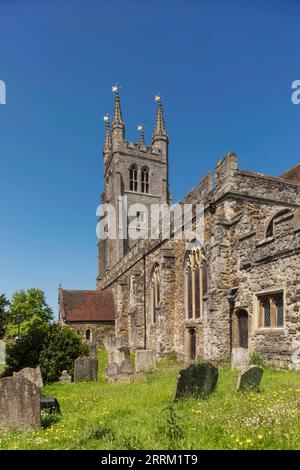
59;289;115;323
280;164;300;183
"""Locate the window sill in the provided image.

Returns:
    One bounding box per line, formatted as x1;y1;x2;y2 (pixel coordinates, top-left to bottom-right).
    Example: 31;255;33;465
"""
255;328;285;336
184;318;202;326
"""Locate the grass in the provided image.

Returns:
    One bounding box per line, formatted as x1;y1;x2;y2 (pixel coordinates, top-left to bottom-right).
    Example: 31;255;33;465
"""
1;349;300;450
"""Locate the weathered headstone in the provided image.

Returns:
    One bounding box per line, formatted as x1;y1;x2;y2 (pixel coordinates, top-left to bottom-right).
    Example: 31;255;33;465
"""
74;356;98;382
237;365;263;392
231;347;249;370
0;340;6;365
135;350;156;373
174;362;218;400
59;370;72;384
0;377;40;431
13;366;43;389
103;336;130;366
105;362;119;381
89;341;97;358
120;359;134;375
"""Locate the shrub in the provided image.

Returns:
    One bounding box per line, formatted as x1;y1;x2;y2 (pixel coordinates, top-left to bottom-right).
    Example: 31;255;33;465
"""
249;352;266;368
3;323;88;383
39;324;89;383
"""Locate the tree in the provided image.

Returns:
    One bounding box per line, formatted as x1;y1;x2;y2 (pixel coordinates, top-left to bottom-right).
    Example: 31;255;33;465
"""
4;323;88;383
0;294;9;339
7;288;53;338
39;324;89;383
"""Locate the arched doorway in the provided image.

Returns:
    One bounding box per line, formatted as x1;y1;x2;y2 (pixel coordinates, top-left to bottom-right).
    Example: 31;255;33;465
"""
237;310;248;349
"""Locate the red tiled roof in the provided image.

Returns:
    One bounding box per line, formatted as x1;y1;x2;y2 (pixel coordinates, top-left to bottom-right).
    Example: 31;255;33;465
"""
280;164;300;183
60;289;115;322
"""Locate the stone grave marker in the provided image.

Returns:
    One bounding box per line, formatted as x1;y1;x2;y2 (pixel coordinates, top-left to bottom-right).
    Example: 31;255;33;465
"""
135;349;156;373
74;356;98;382
231;347;249;370
237;365;263;392
174;362;218;400
59;370;72;384
89;341;97;358
0;377;40;431
13;366;44;389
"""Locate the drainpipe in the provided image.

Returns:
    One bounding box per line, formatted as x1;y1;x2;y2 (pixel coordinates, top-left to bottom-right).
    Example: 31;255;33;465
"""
143;254;147;350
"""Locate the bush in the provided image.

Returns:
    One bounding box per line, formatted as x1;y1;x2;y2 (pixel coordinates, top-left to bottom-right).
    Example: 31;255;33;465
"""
249;352;266;368
39;324;89;383
3;324;88;383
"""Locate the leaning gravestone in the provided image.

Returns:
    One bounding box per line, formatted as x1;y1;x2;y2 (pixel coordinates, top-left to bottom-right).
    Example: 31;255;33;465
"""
0;377;40;431
0;340;6;365
74;356;98;382
13;366;43;389
59;370;72;384
237;365;263;392
174;362;218;400
103;336;130;366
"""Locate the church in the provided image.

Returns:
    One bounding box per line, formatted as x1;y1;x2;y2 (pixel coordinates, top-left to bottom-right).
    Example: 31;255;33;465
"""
59;88;300;369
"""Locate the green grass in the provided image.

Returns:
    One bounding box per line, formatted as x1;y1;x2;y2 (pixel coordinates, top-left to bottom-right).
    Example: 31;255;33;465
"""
1;349;300;450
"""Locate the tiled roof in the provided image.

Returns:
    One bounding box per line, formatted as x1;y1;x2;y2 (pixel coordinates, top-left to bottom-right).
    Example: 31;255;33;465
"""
280;164;300;183
59;289;115;322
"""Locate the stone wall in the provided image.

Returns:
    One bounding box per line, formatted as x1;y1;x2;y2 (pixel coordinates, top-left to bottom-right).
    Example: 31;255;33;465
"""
65;321;115;347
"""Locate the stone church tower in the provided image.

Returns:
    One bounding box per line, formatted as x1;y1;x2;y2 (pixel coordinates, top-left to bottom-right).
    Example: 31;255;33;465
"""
98;89;171;279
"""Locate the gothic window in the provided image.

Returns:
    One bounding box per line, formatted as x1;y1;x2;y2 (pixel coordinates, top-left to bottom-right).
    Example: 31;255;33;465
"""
129;165;138;191
141;167;149;193
265;209;291;238
258;292;284;329
151;264;160;323
184;248;207;320
85;329;92;341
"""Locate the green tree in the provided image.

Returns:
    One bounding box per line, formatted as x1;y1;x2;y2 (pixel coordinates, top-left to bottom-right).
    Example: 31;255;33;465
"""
4;323;88;383
7;288;53;338
0;294;9;339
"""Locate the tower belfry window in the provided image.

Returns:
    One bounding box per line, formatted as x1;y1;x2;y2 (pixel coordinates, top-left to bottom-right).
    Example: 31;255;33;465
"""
141;168;149;193
129;165;138;191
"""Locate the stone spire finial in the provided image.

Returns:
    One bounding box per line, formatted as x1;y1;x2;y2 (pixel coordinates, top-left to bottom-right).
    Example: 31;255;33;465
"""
154;95;167;136
112;85;124;126
138;124;146;150
103;115;112;153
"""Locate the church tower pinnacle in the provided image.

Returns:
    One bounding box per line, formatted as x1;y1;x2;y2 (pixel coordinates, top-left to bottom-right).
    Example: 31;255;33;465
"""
112;85;125;147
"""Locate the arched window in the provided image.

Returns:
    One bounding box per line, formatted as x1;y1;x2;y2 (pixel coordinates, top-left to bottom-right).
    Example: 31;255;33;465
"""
184;248;207;319
151;264;160;323
129;165;138;191
265;209;291;238
141;167;149;193
85;329;92;341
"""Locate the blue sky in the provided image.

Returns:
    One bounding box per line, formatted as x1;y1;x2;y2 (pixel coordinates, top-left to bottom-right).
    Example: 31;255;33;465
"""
0;0;299;316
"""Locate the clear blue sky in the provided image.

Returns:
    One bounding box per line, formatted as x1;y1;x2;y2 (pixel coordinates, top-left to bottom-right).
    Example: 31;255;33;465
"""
0;0;299;316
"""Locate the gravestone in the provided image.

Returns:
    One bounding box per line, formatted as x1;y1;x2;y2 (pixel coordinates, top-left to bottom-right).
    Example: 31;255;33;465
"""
59;370;72;384
0;377;40;431
174;362;218;400
135;350;156;373
231;347;249;370
103;336;130;366
237;365;263;392
89;341;97;358
0;340;6;365
120;359;134;375
13;366;43;389
74;356;98;382
105;362;119;381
